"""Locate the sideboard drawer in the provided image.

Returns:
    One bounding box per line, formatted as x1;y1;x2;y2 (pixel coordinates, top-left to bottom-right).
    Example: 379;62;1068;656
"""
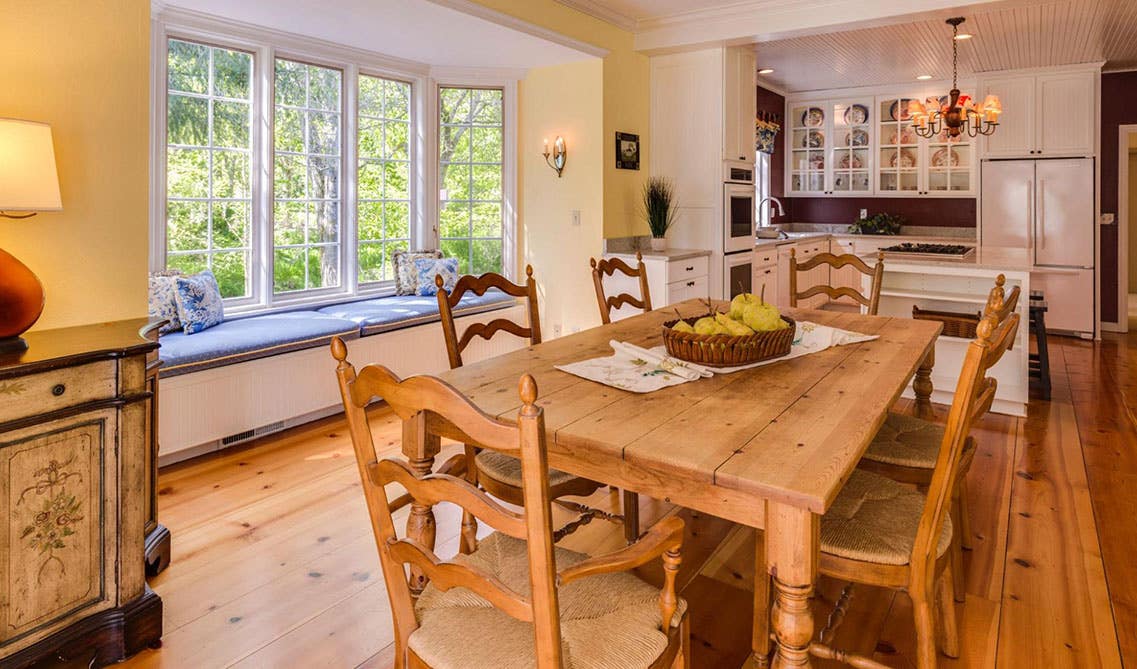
667;256;709;283
0;361;117;424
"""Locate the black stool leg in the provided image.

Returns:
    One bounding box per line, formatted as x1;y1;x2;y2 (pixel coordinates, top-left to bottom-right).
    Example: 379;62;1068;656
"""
1035;309;1051;400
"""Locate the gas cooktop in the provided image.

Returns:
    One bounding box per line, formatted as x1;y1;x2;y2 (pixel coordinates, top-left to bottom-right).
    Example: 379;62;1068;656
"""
880;243;976;260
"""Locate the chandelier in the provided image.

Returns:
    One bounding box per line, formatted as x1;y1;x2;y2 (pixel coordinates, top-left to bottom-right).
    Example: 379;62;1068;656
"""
909;17;1001;139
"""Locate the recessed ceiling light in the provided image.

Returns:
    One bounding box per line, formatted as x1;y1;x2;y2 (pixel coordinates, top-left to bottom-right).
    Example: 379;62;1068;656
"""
757;68;774;75
953;32;973;40
916;74;933;80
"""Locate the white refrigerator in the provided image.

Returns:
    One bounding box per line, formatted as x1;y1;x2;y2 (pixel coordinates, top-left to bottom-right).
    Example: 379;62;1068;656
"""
980;158;1095;336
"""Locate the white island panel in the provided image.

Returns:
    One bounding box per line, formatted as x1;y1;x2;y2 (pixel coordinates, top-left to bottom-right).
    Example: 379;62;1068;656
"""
865;251;1030;417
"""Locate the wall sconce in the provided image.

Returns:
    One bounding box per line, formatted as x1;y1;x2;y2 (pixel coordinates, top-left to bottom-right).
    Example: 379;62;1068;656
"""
542;136;566;178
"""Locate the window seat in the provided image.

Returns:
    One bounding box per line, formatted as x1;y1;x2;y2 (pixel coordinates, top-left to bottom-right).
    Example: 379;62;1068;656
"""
159;289;515;377
156;288;526;464
315;289;515;336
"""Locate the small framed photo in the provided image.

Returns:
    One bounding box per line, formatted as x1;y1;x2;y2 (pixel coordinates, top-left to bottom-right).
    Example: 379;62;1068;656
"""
615;132;640;170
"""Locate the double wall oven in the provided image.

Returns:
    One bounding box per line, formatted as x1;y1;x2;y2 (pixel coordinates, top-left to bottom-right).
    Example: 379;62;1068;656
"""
723;161;755;299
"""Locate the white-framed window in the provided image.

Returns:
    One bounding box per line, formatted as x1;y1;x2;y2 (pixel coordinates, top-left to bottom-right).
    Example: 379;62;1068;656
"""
151;13;518;314
755;151;772;228
271;59;344;294
164;38;255;299
438;86;505;275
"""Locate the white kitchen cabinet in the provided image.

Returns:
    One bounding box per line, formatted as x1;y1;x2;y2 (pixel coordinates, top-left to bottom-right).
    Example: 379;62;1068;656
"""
602;253;711;321
980;68;1097;158
876;93;976;196
723;46;757;163
753;248;778;306
786;98;873;196
776;241;830;308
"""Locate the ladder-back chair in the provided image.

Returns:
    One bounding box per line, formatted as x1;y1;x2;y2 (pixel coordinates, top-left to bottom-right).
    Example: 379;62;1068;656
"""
758;311;1020;668
330;339;690;669
590;251;653;324
789;249;886;315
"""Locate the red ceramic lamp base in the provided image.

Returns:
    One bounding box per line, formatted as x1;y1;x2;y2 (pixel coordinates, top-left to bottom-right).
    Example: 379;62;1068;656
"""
0;247;45;352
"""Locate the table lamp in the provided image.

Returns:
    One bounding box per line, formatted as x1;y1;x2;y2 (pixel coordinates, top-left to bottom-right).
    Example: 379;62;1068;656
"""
0;118;62;353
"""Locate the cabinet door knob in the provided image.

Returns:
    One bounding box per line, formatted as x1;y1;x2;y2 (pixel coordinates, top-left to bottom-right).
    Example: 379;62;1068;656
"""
51;384;66;397
686;266;694;271
686;281;695;287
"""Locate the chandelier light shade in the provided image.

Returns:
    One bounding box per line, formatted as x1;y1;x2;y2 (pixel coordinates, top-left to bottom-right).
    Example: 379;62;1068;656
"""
910;18;1001;139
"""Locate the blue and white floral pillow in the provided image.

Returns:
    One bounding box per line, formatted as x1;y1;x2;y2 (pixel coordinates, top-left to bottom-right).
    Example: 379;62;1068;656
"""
148;270;183;335
174;270;225;335
413;257;459;296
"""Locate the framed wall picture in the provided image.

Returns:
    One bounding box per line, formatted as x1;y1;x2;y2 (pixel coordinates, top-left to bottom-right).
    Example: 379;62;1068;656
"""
615;132;640;170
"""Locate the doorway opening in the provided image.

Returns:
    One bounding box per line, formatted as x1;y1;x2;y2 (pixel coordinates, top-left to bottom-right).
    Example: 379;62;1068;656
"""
1127;130;1137;330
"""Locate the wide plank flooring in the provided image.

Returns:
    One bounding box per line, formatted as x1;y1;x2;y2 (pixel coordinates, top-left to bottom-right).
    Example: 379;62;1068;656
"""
124;332;1134;668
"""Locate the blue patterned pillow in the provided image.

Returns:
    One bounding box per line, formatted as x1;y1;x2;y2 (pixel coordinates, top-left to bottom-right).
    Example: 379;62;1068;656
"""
174;270;225;335
413;257;459;296
148;271;183;335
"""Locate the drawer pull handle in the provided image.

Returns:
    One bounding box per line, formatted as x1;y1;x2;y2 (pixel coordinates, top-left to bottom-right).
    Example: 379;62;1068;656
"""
686;281;695;287
51;384;66;397
685;266;694;271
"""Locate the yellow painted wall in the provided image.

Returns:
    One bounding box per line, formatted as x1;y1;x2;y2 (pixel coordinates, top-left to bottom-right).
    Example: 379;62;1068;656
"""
469;0;650;239
520;60;605;335
1;0;151;331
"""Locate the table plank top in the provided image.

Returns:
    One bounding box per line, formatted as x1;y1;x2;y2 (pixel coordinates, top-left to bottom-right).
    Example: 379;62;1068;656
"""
436;299;940;515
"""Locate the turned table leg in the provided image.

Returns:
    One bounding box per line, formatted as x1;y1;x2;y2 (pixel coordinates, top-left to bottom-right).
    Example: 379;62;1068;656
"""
913;347;935;420
766;502;819;669
402;415;441;595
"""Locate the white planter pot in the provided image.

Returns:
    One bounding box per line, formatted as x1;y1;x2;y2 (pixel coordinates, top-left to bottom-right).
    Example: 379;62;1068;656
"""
650;237;667;251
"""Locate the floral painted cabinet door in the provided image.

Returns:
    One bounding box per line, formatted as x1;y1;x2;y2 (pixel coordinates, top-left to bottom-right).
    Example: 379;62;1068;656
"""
1;408;118;649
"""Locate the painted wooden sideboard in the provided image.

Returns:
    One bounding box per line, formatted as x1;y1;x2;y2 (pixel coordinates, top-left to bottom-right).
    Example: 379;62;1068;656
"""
0;319;162;668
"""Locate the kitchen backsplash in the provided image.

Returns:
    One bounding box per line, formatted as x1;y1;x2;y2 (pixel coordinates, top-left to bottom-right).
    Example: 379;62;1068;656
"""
777;197;977;228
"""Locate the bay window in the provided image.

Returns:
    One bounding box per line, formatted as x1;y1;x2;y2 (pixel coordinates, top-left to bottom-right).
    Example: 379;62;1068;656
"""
154;21;515;313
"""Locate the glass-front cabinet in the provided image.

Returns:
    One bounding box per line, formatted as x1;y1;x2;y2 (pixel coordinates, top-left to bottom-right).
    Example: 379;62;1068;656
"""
787;98;873;196
786;85;977;197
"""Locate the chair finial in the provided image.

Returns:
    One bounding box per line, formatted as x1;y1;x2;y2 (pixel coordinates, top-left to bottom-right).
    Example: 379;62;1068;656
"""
976;314;997;342
995;274;1006;287
519;373;538;406
790;247;796;258
330;336;348;363
635;250;643;262
590;257;598;269
526;264;534;278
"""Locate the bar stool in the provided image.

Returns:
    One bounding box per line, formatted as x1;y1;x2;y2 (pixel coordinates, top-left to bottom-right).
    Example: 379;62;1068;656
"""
1029;290;1051;400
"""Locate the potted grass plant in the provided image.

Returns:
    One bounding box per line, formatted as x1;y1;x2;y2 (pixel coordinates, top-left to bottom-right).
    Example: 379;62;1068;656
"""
642;177;679;251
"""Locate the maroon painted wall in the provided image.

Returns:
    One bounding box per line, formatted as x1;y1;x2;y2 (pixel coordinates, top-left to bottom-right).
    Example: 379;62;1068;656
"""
1100;71;1137;324
790;197;977;228
757;86;976;229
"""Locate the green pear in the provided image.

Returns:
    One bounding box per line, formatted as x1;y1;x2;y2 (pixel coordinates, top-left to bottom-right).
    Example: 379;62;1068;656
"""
693;317;719;335
729;292;760;320
716;313;754;336
671;320;696;334
741;302;783;332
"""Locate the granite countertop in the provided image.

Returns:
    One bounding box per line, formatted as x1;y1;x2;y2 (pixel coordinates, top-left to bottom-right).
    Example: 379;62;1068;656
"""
869;246;1036;272
754;230;978;251
606;247;712;261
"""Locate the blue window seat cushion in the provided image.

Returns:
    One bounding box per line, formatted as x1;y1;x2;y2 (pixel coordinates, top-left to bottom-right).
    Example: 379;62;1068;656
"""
315;288;517;337
159;311;360;377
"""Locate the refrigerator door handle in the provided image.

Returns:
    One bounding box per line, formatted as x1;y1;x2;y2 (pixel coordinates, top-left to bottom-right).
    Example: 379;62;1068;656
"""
1037;179;1046;251
1026;179;1034;259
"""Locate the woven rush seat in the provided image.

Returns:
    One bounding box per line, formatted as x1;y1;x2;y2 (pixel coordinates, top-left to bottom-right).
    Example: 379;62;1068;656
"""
475;450;580;489
861;411;945;470
410;533;687;669
822;470;952;566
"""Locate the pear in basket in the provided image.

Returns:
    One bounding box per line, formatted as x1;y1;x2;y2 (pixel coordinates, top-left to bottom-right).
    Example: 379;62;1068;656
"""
716;312;754;336
693;316;724;335
735;287;787;332
671;319;696;334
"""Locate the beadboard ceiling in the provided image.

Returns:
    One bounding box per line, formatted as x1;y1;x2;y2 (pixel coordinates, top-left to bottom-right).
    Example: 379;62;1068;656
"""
756;0;1137;93
558;0;1137;91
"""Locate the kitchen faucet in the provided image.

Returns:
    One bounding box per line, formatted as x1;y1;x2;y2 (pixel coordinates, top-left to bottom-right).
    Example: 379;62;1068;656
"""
758;196;784;219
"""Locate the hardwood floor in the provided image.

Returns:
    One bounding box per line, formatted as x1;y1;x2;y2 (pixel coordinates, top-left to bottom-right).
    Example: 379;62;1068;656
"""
124;332;1134;668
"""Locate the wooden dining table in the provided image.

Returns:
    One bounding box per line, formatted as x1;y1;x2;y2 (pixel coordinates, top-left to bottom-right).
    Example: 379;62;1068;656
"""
401;299;941;668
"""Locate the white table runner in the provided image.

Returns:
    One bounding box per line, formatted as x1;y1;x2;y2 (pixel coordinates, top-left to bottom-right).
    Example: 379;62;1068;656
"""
555;321;878;393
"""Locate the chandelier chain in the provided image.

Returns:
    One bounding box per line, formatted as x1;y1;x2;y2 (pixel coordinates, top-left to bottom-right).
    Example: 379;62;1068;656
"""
951;22;959;90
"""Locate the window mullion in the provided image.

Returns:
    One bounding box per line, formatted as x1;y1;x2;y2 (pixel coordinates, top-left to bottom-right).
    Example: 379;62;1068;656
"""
344;63;359;296
256;44;275;309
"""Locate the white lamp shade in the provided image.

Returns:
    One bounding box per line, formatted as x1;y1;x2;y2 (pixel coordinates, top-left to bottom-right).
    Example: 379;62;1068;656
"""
0;119;62;211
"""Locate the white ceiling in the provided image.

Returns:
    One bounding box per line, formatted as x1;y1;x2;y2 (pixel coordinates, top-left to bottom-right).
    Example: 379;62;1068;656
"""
159;0;598;70
755;0;1137;92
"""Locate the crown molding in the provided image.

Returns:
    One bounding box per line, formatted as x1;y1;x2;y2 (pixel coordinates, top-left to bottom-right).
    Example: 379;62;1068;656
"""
553;0;638;33
426;0;610;58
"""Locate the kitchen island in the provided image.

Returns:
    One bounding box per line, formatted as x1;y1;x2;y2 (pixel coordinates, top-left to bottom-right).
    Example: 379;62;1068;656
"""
865;246;1030;416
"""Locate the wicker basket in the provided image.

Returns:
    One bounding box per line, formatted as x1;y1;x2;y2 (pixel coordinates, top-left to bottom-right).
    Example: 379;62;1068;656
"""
661;316;795;368
911;305;981;339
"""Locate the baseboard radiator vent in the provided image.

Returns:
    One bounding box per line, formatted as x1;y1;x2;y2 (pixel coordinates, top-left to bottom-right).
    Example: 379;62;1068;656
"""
222;421;287;446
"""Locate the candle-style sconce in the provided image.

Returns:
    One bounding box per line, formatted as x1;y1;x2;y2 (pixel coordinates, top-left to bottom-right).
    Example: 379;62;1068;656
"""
542;136;567;177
